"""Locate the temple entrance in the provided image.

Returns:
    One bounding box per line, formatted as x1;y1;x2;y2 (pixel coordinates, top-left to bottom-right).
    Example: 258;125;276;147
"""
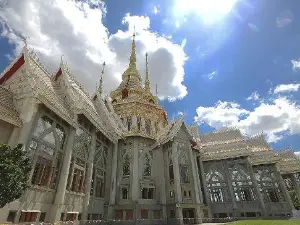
183;208;195;224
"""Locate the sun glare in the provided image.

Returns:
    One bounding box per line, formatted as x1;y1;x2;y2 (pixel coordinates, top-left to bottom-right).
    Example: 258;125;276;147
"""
175;0;238;24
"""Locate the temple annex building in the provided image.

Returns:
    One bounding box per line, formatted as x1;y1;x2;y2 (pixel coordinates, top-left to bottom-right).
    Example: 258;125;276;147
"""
0;35;300;224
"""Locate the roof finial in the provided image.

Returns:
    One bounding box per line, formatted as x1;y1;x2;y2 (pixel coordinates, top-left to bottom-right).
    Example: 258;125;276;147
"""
129;32;137;68
22;36;29;48
98;61;106;95
156;84;158;96
144;52;150;92
60;54;64;65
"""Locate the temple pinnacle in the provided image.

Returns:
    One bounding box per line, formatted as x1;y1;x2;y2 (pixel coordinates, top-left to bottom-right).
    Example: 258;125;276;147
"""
144;52;150;92
129;33;137;68
98;61;106;95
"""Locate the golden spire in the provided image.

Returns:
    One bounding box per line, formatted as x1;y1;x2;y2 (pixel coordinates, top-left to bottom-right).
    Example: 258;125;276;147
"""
129;33;137;68
98;61;106;95
144;52;150;92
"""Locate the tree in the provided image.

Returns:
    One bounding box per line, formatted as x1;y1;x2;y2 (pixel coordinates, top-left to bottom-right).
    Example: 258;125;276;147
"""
0;144;31;208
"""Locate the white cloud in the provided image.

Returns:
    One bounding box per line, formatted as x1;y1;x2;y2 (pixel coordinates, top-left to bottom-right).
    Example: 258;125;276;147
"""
181;38;187;48
247;91;260;101
178;111;184;116
0;0;188;101
274;83;300;94
122;13;150;33
175;20;181;28
195;98;300;142
195;101;249;128
207;70;217;79
295;152;300;158
153;5;160;15
292;59;300;71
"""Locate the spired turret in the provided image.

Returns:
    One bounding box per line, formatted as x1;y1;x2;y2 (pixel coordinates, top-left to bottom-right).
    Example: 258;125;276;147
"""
110;34;167;139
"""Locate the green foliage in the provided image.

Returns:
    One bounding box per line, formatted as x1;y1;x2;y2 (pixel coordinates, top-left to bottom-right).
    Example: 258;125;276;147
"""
228;220;300;225
0;144;31;208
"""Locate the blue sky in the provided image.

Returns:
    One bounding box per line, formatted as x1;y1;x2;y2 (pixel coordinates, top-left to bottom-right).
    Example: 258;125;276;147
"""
0;0;299;151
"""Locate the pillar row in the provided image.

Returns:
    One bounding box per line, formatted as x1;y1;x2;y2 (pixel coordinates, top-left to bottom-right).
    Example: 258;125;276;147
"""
246;159;267;216
50;127;76;223
82;129;97;220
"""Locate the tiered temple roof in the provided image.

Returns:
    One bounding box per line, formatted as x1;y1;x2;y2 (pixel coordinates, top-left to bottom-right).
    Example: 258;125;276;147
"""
0;86;22;127
0;46;122;142
277;149;300;174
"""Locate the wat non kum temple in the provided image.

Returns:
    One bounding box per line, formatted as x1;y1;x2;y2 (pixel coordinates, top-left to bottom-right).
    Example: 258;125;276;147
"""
0;35;300;224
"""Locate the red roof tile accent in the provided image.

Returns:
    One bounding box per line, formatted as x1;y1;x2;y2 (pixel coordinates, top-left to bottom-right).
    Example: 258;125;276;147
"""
54;68;62;81
0;54;25;84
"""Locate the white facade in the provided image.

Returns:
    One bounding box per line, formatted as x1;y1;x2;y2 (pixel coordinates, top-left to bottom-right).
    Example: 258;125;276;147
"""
0;39;298;225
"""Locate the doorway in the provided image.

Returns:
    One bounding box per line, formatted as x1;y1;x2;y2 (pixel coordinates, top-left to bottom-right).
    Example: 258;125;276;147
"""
182;208;195;224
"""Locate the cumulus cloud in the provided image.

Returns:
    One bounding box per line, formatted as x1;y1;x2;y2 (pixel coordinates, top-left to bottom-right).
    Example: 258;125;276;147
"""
0;0;187;101
295;152;300;158
292;59;300;71
274;83;300;94
153;5;160;15
207;70;217;80
247;91;260;101
195;98;300;142
181;38;187;48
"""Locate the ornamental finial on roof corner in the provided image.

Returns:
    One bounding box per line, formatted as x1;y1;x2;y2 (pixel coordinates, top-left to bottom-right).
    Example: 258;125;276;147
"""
98;61;106;96
61;54;64;65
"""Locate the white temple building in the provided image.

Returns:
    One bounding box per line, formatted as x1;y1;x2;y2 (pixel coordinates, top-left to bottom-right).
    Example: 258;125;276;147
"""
0;35;300;224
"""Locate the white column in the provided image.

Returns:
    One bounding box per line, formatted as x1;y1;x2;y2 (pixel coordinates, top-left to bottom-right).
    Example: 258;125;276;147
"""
162;149;169;222
159;146;167;204
188;144;201;204
82;130;97;220
223;160;237;213
198;158;210;208
172;141;183;225
108;142;119;220
172;141;182;203
132;116;137;130
246;159;266;216
291;173;300;202
50;127;76;223
131;138;139;201
109;142;119;205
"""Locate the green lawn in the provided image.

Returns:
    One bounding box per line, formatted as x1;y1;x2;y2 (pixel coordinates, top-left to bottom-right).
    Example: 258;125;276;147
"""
227;220;300;225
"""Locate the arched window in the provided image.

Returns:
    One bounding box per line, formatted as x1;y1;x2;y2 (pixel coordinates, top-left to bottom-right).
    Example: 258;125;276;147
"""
254;165;283;202
142;151;153;177
122;89;128;99
123;149;131;176
91;142;108;198
154;121;158;134
229;163;255;202
137;117;141;131
145;119;151;136
205;166;226;203
127;117;132;131
178;151;189;183
66;128;91;193
29;115;66;189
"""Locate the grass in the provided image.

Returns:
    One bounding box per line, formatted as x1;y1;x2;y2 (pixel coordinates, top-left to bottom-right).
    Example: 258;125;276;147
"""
227;220;300;225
